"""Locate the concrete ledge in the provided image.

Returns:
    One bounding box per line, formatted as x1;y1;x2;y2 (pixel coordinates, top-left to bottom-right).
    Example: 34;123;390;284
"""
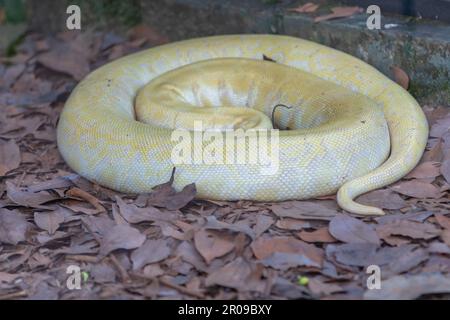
27;0;450;105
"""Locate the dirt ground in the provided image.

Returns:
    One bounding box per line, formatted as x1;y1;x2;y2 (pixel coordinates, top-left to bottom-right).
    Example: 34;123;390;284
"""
0;26;450;300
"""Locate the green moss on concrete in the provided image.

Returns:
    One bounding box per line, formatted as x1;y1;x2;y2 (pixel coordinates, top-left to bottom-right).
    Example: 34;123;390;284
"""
0;0;27;24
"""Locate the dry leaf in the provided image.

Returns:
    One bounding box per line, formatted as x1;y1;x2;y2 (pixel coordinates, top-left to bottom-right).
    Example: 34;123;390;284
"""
253;214;274;237
204;216;255;240
275;218;310;230
288;3;319;13
440;159;450;184
298;227;336;243
364;273;450;299
271;200;337;220
251;236;323;267
34;211;65;235
0;209;29;245
261;252;321;270
194;229;235;264
329;214;380;245
204;257;265;292
356;189;406;210
314;6;363;23
441;230;450;246
327;243;377;267
405;161;440;180
423;138;444;162
390;180;441;198
37;46;89;81
0;139;21;176
308;278;343;296
391;66;409;90
115;196;175;223
434;214;450;230
66;187;106;214
6;181;57;209
376;220;441;241
131;239;171;270
151;183;196;211
128;24;169;46
429;116;450;138
99;225;146;256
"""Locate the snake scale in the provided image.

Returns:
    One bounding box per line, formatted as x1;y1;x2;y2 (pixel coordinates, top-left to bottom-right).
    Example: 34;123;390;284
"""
57;35;429;216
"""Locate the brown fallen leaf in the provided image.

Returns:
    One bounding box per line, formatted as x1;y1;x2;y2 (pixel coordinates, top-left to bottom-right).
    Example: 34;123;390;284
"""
329;214;380;245
150;183;197;211
405;161;440;180
27;175;76;192
115;196;176;223
326;243;378;267
271;200;338;220
423;138;444;163
204;216;255;240
298;227;336;243
356;189;406;210
251;235;323;267
314;6;363;23
376;211;434;225
364;273;450;299
308;278;343;296
440;158;450;184
261;252;321;270
34;210;65;235
253;214;275;238
0;139;21;176
37;42;90;81
288;3;319;13
376;220;441;241
386;247;429;275
131;239;171;270
423;105;449;126
429;116;450;138
441;230;450;246
66;187;106;214
275;218;311;230
0;272;21;284
174;241;209;272
91;262;117;284
128;24;169;46
434;214;450;230
390;180;442;198
0;208;29;245
1;63;25;88
204;257;265;292
99;225;146;257
391;66;409;90
194;229;235;264
6;181;57;209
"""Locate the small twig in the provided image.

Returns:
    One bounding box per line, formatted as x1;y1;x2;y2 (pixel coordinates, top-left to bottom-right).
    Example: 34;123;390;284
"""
66;255;99;263
109;253;131;283
81;220;102;244
17;170;28;188
0;290;28;300
131;272;205;299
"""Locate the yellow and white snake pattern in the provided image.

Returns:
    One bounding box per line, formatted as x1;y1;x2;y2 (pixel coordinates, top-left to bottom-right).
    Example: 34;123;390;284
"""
57;35;429;216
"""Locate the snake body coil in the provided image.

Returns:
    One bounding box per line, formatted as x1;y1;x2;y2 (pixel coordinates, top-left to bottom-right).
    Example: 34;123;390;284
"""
57;35;429;216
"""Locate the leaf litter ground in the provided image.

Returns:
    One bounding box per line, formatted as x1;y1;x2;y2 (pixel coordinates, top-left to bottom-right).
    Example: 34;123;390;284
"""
0;27;450;300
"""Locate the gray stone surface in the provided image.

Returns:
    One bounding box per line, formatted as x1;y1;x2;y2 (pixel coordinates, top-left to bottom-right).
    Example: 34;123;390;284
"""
25;0;450;105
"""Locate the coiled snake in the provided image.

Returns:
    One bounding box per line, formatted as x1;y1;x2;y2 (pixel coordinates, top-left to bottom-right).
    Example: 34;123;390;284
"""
57;35;429;216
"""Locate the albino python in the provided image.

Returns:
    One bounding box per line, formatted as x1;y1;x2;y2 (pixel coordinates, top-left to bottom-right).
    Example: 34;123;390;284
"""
57;34;429;216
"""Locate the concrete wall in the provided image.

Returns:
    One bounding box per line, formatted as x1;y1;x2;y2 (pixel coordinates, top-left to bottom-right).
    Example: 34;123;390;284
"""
24;0;450;105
